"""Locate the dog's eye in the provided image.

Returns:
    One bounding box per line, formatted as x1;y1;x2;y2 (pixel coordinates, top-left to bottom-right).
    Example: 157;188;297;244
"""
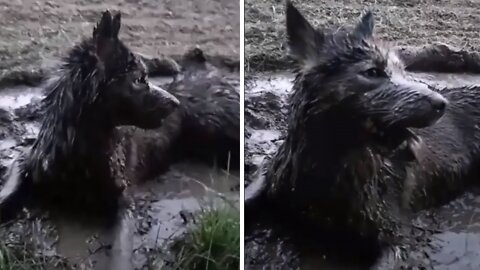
363;68;386;78
134;75;147;85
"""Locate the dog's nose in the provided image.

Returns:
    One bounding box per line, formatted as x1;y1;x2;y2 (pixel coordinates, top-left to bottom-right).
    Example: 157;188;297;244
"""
430;95;447;113
164;93;180;110
148;82;180;108
165;95;180;109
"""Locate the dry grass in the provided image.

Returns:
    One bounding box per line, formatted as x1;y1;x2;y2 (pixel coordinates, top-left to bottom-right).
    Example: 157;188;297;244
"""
245;0;480;72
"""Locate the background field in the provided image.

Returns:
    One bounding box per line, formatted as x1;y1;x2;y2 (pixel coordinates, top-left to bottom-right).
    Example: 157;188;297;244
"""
245;0;480;72
0;0;239;76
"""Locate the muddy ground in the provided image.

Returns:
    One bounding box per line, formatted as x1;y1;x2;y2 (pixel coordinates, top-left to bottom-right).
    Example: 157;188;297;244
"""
245;0;480;72
0;0;240;269
0;0;239;82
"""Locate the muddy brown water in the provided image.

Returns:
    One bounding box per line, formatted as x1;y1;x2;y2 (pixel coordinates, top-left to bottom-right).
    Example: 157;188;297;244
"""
0;75;239;270
245;73;480;270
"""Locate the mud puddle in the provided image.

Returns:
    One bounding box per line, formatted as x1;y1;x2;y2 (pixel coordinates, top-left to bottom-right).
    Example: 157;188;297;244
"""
0;76;239;270
245;73;480;269
53;161;239;270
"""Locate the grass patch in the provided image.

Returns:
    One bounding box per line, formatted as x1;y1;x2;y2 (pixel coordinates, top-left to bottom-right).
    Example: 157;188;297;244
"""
0;244;67;270
0;244;43;270
173;205;240;270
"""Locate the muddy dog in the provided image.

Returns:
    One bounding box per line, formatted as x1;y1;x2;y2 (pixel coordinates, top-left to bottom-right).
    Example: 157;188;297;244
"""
0;11;179;220
246;1;480;251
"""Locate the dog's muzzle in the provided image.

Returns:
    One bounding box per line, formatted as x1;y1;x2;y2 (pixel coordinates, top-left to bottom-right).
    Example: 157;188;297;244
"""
148;82;180;107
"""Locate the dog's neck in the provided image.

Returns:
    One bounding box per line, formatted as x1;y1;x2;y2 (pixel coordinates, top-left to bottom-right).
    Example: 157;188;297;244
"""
13;37;129;217
27;47;117;184
300;109;373;160
270;102;385;200
268;105;404;240
24;77;123;216
28;105;116;182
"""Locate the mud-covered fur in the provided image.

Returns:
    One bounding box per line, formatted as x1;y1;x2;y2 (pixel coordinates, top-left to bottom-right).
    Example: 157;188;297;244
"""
0;11;179;220
257;1;480;248
172;80;239;169
168;48;240;169
116;47;240;183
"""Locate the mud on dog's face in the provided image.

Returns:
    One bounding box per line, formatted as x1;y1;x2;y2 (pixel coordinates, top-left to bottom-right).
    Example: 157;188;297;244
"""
92;10;179;129
286;1;448;132
104;53;179;129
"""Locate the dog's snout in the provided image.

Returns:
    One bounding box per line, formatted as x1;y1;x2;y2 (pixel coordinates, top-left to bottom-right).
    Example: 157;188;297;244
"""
162;90;180;108
429;95;447;113
148;82;180;108
385;80;448;128
165;94;180;110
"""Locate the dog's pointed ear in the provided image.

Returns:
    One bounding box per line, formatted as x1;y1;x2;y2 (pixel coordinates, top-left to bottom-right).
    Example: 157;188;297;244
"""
93;10;113;40
286;1;324;66
112;13;121;38
93;10;121;61
353;11;374;39
191;47;206;63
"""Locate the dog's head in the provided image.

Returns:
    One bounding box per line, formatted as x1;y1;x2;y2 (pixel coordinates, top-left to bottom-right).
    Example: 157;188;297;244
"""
286;1;447;148
92;11;179;129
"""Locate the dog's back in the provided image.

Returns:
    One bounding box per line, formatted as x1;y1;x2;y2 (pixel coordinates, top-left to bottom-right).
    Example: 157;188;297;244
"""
404;85;480;209
166;49;240;169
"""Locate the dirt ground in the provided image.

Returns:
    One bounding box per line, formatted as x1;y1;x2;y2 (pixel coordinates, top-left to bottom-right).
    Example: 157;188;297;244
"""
0;0;239;76
245;0;480;72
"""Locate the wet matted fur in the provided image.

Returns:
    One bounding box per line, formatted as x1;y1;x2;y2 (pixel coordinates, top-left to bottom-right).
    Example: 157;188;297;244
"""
247;0;480;253
0;11;179;220
170;48;240;169
115;47;240;183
